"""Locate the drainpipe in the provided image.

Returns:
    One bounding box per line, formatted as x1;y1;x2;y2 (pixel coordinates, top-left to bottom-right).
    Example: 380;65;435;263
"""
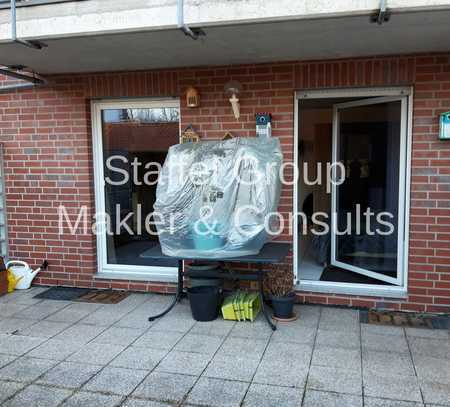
177;0;205;40
0;66;47;93
10;0;46;49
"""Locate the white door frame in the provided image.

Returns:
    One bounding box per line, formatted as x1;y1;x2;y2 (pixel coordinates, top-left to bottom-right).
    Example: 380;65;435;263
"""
293;87;413;298
91;98;180;282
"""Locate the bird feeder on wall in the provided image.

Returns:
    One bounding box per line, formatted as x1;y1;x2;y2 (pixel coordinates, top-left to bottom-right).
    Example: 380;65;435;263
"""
186;87;200;108
439;111;450;140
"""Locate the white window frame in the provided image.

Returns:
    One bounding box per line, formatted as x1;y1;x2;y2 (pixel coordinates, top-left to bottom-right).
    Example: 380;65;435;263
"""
293;87;413;298
91;98;180;282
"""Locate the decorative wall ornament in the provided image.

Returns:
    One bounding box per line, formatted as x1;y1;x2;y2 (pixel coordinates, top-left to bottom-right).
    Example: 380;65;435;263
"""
181;124;200;143
222;131;235;140
224;80;242;120
186;87;200;108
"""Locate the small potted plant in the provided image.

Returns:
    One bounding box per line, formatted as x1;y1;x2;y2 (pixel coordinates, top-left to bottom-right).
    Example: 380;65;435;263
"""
264;264;296;321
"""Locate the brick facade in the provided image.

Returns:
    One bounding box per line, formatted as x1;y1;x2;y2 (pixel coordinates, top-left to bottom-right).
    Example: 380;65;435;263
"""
0;53;449;312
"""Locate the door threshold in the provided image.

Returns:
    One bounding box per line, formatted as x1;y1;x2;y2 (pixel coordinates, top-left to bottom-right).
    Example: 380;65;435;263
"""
95;271;178;283
296;280;407;299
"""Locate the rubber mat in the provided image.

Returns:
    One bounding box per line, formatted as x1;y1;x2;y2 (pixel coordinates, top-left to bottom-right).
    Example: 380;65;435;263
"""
75;290;129;304
34;287;90;301
360;310;450;329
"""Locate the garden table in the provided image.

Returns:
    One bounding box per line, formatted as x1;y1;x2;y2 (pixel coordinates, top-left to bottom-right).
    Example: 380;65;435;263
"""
140;242;291;330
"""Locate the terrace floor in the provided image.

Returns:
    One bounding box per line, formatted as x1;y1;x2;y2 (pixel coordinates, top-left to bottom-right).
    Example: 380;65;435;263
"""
0;287;449;407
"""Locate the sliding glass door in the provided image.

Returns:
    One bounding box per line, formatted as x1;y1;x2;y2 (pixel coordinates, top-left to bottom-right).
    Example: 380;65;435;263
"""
92;99;179;280
331;96;407;285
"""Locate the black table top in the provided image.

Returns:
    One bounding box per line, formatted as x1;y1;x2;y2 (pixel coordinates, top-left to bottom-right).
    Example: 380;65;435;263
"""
140;242;291;264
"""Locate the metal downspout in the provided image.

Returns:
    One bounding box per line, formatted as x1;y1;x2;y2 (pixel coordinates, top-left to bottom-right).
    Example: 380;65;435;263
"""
10;0;46;49
177;0;205;40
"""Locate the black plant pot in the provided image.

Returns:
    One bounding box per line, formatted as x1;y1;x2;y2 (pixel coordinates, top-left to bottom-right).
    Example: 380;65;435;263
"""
270;292;295;319
187;286;221;322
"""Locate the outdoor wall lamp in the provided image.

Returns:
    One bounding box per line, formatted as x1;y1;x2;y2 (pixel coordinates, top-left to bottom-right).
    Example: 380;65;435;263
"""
224;81;242;120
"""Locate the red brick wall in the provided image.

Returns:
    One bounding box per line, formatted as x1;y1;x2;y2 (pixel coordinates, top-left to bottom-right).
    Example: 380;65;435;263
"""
0;53;449;312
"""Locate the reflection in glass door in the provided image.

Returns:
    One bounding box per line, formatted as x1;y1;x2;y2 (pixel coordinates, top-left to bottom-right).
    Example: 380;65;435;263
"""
331;97;407;285
93;100;180;278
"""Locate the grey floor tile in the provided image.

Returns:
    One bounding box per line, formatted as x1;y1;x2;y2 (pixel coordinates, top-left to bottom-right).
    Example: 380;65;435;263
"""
0;356;57;381
190;319;236;337
0;318;36;334
133;330;184;350
4;384;72;407
186;377;249;407
363;372;422;402
62;391;124;407
405;327;449;340
361;324;405;337
362;332;410;353
204;354;260;382
174;333;224;356
109;346;168;370
132;371;197;402
14;301;69;320
253;358;308;388
93;326;147;346
17;320;71;339
303;389;362;407
45;302;102;323
408;337;450;359
37;361;102;388
114;312;157;329
242;383;303;407
0;353;17;369
0;334;45;356
156;351;211;376
0;380;25;404
271;325;316;345
27;338;84;361
414;355;450;384
229;318;274;340
316;329;360;349
312;345;361;370
67;342;126;365
217;336;268;358
363;350;415;377
53;323;107;344
307;365;362;395
0;303;29;318
122;398;172;406
80;308;127;326
83;366;149;396
152;315;196;333
420;380;450;405
364;397;425;407
318;308;360;332
264;341;313;365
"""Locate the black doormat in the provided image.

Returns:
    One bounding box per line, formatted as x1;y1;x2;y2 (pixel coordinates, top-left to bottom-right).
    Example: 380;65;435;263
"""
360;310;450;329
34;287;129;304
34;287;90;301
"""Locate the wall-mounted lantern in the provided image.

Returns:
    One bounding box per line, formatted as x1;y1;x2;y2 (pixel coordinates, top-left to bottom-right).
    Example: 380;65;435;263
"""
439;111;450;140
224;80;242;120
186;87;200;108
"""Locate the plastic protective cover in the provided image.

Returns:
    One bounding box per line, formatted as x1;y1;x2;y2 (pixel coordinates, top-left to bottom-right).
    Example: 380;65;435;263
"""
154;137;283;258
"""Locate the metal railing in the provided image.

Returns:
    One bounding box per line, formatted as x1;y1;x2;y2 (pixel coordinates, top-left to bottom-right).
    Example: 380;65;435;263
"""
0;0;85;9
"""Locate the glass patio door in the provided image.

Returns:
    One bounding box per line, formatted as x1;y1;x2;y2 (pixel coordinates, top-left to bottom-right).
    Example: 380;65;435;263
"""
92;99;180;280
330;96;407;285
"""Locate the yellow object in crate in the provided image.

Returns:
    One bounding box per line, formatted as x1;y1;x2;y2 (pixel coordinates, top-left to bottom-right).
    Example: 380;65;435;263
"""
221;291;261;321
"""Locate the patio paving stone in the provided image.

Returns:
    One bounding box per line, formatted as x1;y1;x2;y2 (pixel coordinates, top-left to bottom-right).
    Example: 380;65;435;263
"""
361;324;405;337
264;341;313;365
16;320;71;339
0;318;37;334
0;356;57;382
303;389;363;407
318;308;360;332
62;391;124;407
109;346;168;370
122;398;173;407
408;337;450;359
52;323;107;344
152;315;197;333
253;358;308;388
0;303;30;318
93;326;147;346
312;345;361;370
79;308;128;326
156;351;211;376
174;333;224;356
67;342;126;365
203;353;261;382
271;324;316;345
307;365;362;395
3;383;72;407
190;319;236;337
362;332;410;353
0;335;46;356
362;350;415;377
363;371;422;402
186;377;249;407
216;336;268;358
315;329;360;349
133;329;185;350
83;366;149;396
45;302;102;323
132;371;197;402
0;353;17;368
0;380;25;404
413;355;450;384
364;397;425;407
27;338;84;361
419;380;450;405
405;327;449;340
13;301;69;320
242;383;304;407
229;318;274;340
37;361;103;388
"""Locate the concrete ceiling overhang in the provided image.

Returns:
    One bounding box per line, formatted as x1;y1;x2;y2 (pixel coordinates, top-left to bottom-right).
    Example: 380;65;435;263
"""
1;10;449;74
